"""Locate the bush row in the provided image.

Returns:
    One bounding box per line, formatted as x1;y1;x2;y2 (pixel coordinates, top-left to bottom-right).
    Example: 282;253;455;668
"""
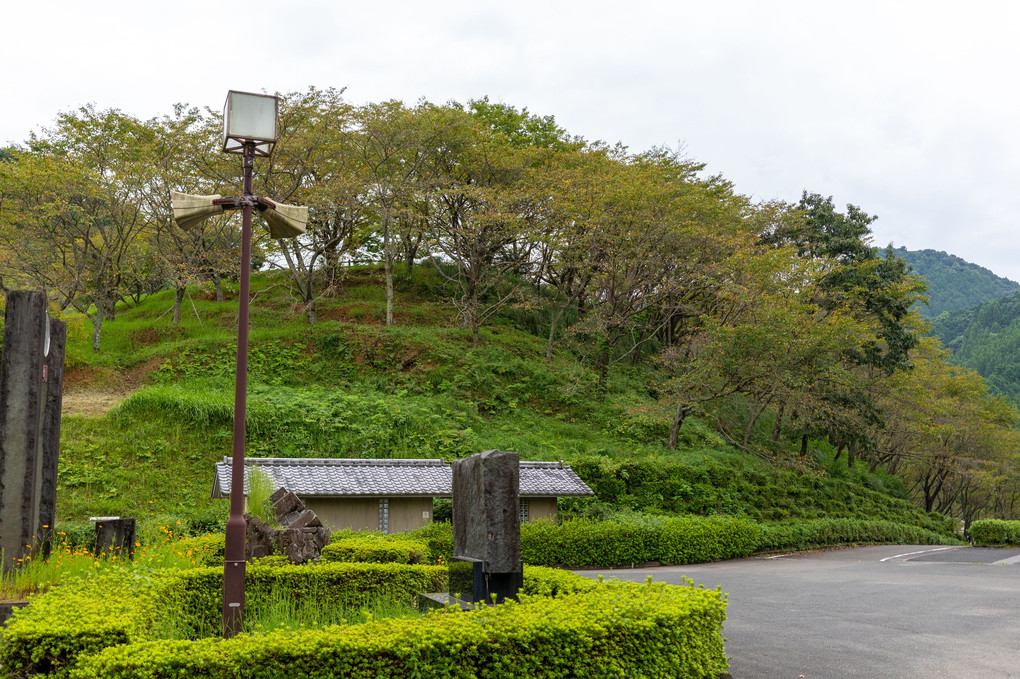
756;518;964;552
72;580;728;679
969;519;1020;546
320;536;428;565
0;562;601;677
338;515;964;570
521;516;764;568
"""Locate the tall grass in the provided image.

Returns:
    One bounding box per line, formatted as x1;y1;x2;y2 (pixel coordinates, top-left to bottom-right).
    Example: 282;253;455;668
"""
247;468;276;525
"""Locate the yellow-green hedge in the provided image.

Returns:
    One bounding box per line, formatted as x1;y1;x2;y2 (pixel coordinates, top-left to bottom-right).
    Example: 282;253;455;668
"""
319;535;429;564
71;580;728;679
970;519;1020;546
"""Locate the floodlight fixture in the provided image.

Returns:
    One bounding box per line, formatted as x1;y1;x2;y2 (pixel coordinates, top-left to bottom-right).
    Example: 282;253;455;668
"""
222;90;279;156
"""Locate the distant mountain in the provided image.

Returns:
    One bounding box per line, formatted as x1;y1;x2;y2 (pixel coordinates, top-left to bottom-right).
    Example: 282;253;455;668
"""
892;247;1020;319
930;291;1020;405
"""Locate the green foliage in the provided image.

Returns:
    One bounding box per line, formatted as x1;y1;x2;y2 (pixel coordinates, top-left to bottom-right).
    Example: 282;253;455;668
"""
564;455;951;532
72;580;728;679
173;533;226;566
520;516;763;568
320;536;428;564
931;291;1020;405
114;381;479;460
969;519;1020;546
757;519;963;552
152;341;314;386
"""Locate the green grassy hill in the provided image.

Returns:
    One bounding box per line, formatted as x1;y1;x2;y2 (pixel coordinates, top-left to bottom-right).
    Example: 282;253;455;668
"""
54;266;950;536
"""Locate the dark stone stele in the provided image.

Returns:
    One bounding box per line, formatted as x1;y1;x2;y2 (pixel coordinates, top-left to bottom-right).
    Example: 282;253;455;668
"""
94;517;136;560
449;450;523;604
0;291;66;573
244;487;330;564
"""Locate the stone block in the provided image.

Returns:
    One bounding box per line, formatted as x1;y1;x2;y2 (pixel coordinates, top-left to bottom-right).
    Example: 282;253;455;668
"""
287;510;323;529
270;488;304;520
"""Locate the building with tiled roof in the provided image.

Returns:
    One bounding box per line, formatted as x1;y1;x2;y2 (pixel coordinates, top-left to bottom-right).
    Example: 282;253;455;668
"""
212;456;593;533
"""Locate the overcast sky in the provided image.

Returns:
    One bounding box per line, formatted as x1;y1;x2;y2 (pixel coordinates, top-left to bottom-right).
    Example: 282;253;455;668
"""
4;1;1019;279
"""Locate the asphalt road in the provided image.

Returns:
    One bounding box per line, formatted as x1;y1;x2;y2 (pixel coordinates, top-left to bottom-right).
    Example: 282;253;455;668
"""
580;545;1020;678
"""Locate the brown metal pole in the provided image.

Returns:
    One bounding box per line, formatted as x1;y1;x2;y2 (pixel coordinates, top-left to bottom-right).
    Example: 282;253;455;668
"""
222;140;255;638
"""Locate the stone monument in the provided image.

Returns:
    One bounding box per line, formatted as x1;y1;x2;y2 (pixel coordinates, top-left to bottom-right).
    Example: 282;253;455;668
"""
449;449;523;604
0;291;65;572
245;487;330;564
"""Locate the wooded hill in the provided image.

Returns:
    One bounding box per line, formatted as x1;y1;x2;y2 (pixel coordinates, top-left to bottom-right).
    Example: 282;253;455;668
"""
893;247;1020;318
931;291;1020;407
1;88;1018;529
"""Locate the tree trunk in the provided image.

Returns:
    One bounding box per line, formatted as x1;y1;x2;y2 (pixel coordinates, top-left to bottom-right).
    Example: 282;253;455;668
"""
214;275;225;303
305;296;318;325
770;402;785;444
596;336;612;399
668;404;689;451
88;307;104;352
800;435;808;457
385;250;394;327
173;287;185;326
545;306;566;365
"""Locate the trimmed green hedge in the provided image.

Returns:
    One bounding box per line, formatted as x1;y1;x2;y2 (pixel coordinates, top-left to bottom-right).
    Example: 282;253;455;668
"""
521;516;763;568
320;536;428;564
757;518;963;552
156;562;448;640
0;573;159;678
72;580;728;679
0;562;448;676
969;519;1020;546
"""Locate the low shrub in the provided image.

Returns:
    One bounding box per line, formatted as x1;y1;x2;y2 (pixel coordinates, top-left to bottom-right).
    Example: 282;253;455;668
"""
969;519;1020;546
156;562;447;640
320;536;428;564
521;515;763;568
405;521;454;562
757;518;963;552
0;572;159;678
73;580;729;679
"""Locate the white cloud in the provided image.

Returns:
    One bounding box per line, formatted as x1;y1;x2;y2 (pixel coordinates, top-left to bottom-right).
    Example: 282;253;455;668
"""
4;0;1020;278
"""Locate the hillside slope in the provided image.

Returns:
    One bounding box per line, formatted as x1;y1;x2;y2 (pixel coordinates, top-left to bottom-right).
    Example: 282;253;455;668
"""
52;267;950;536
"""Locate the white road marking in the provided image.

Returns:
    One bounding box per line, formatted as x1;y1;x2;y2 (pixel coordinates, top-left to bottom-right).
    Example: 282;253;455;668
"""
990;554;1020;566
879;547;958;562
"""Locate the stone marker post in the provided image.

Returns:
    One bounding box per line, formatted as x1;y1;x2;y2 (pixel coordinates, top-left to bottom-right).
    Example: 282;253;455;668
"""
94;517;137;560
0;291;66;572
450;450;523;604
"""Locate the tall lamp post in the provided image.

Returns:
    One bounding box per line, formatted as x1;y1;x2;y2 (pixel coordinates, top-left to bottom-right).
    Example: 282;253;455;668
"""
171;90;308;637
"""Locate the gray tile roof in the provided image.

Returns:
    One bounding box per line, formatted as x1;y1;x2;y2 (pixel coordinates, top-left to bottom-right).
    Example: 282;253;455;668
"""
212;457;593;499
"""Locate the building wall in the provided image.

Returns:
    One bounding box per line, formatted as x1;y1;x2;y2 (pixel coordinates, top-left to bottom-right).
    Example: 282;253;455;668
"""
526;497;558;523
304;498;379;532
390;497;433;534
302;497;433;534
